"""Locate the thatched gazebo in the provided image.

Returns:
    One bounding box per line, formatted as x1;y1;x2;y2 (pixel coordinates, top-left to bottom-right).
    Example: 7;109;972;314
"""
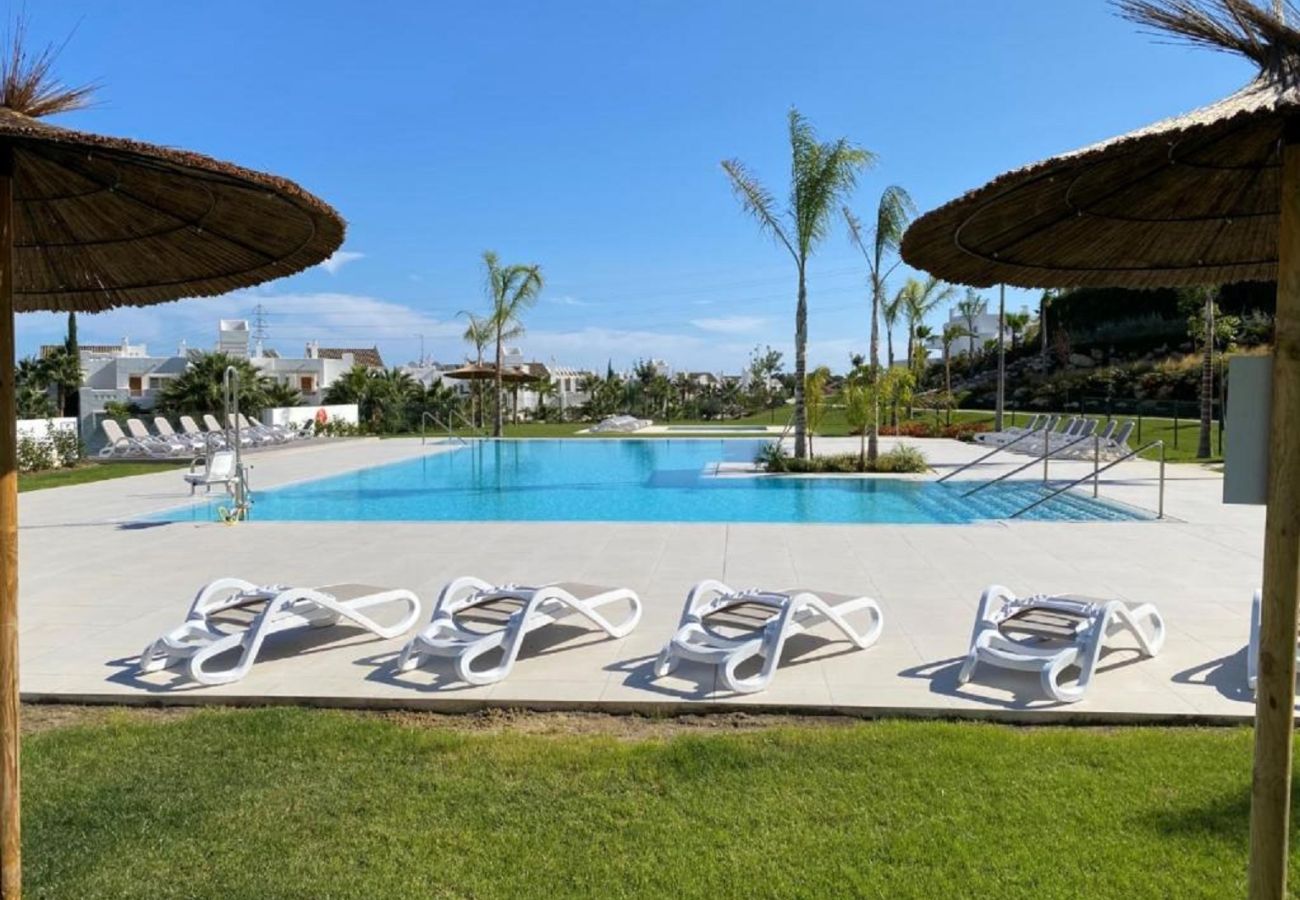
900;2;1300;896
0;37;343;897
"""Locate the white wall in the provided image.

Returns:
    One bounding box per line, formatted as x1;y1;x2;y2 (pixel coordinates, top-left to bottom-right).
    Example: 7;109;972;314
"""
17;418;79;464
17;418;77;440
262;404;359;427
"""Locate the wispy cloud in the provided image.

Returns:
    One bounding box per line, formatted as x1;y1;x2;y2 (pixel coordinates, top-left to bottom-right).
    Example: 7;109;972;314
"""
319;250;365;275
690;315;765;334
551;295;592;307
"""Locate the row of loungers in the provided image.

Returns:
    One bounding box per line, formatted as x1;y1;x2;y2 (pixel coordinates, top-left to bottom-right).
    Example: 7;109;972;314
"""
975;414;1137;461
99;414;314;459
139;574;1189;703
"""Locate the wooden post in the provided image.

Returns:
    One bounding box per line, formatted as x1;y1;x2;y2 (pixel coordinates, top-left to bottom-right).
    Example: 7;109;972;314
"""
0;144;20;899
1248;133;1300;900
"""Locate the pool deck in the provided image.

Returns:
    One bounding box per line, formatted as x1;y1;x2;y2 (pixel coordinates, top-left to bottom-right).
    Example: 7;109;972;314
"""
17;435;1264;722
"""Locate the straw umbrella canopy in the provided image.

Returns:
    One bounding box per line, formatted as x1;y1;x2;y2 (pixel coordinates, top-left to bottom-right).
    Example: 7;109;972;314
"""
441;362;539;384
0;46;343;897
443;363;539;426
899;2;1300;896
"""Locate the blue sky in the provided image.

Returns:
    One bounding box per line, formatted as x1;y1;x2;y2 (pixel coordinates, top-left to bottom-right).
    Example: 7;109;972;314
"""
15;0;1253;372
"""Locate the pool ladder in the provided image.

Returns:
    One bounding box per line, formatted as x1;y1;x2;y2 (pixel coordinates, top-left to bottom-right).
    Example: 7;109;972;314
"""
421;410;479;446
940;423;1166;519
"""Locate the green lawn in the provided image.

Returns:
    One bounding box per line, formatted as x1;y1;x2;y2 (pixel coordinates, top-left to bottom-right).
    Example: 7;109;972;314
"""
21;707;1281;898
17;460;188;493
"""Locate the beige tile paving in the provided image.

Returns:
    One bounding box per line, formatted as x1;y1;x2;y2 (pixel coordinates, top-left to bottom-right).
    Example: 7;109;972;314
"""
11;435;1269;721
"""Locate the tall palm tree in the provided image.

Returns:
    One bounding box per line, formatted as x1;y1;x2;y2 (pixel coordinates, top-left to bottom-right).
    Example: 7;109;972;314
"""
900;276;956;371
722;108;872;459
482;250;544;437
844;186;913;462
459;311;492;428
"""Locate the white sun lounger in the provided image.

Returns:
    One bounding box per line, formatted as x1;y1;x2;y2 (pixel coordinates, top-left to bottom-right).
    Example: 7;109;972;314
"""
98;419;165;458
204;413;253;447
974;414;1045;446
126;418;187;456
958;584;1165;703
155;416;206;453
396;577;642;685
138;578;421;685
1245;587;1300;693
180;415;224;450
184;450;238;494
654;580;884;694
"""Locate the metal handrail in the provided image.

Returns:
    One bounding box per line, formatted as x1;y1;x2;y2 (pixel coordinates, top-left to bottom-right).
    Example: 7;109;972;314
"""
1010;440;1166;519
421;409;479;445
962;431;1096;498
937;423;1048;483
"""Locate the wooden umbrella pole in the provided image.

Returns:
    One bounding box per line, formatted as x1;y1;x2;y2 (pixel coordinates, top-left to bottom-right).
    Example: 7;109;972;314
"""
1249;132;1300;900
0;144;19;899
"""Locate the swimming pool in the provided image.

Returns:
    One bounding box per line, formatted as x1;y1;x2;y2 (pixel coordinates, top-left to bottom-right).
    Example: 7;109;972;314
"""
154;439;1150;525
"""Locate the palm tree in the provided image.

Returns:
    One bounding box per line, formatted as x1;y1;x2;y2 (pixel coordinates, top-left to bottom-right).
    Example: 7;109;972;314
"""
900;276;956;371
956;289;986;362
482;250;544;437
911;324;935;384
263;380;303;409
844;187;914;462
1005;311;1031;351
722;108;872;459
1192;286;1218;460
40;346;81;418
531;375;557;421
459;311;492;428
157;352;268;417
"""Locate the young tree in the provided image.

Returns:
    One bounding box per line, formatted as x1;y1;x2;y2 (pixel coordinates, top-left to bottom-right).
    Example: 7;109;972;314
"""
482;250;544;437
459;311;492;428
956;289;987;363
900;276;955;371
842;379;872;471
722;108;872;458
940;322;970;421
803;365;832;456
844;186;915;463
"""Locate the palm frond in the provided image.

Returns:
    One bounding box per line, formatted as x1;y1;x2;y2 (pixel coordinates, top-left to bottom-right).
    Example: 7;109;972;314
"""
0;20;94;118
873;185;915;262
798;137;873;256
1115;0;1300;75
721;158;796;261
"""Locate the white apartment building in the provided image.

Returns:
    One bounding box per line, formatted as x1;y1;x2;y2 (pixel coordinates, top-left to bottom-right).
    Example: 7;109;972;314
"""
73;322;386;447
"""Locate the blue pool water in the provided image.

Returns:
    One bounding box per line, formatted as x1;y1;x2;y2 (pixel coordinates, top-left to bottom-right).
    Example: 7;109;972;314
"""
153;440;1150;525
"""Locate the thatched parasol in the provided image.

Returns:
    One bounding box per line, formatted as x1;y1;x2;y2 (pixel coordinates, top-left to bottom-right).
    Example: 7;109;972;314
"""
0;36;343;896
441;362;539;384
900;2;1300;895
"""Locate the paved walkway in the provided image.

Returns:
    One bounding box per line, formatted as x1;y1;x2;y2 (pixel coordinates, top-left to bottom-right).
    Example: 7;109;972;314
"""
16;435;1264;721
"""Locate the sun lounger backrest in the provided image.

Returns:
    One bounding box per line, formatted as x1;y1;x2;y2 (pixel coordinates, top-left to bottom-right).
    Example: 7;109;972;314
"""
1111;421;1135;448
1059;418;1079;436
1043;415;1060;431
126;419;153;440
1076;419;1097;439
102;419;127;443
154;417;178;438
1095;420;1117;441
180;416;202;435
1024;414;1042;431
203;414;224;432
